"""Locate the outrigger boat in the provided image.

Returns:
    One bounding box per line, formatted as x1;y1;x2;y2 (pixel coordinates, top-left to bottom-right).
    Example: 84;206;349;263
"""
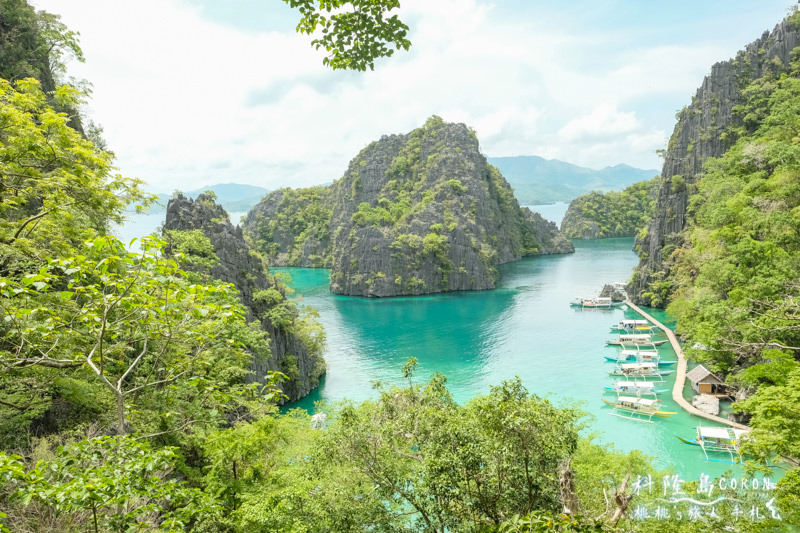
609;362;673;380
602;396;677;422
677;426;750;462
571;297;625;309
610;319;655;334
607;333;668;347
604;349;677;367
604;380;669;398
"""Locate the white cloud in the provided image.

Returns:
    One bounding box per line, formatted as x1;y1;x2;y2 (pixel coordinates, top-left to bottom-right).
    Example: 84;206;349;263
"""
28;0;790;190
558;104;640;142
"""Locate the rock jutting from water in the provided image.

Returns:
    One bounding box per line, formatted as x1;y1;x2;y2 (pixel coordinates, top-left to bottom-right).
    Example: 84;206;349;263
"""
164;193;325;403
243;116;574;297
599;283;627;302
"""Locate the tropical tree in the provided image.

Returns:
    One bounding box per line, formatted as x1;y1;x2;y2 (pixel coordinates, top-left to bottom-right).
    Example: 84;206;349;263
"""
237;368;583;532
0;435;221;532
0;77;148;271
284;0;411;71
0;235;276;437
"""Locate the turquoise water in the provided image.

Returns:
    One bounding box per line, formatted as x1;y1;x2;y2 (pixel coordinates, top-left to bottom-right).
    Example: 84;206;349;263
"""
277;238;761;482
113;206;768;483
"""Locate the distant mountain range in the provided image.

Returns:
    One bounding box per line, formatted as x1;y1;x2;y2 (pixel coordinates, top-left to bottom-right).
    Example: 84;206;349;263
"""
140;157;658;216
487;156;659;205
144;183;270;214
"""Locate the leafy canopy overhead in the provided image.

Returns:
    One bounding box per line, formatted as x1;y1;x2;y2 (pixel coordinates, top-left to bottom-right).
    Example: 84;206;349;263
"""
284;0;411;71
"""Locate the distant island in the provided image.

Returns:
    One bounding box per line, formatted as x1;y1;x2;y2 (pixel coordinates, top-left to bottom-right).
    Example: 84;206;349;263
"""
560;179;658;239
142;182;270;214
488;155;659;205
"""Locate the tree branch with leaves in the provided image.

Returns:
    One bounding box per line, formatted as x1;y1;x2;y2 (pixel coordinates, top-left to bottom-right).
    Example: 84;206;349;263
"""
285;0;411;71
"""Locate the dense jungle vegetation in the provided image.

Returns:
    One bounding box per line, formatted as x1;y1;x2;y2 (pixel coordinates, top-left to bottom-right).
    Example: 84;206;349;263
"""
560;180;658;239
626;17;800;521
652;47;800;487
0;1;797;531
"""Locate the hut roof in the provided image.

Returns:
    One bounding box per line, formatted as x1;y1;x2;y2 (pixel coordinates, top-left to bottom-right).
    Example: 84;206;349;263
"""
686;364;723;385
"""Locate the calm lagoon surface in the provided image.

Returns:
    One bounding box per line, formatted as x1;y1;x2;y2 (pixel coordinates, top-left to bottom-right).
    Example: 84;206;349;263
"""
277;237;756;481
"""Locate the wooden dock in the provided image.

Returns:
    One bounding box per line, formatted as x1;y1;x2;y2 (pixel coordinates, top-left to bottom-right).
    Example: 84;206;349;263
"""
624;300;750;431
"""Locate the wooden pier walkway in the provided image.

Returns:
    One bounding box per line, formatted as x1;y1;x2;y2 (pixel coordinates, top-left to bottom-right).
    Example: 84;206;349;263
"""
624;300;750;430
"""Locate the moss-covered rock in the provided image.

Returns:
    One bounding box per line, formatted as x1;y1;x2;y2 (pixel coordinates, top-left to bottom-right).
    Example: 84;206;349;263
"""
164;194;325;402
561;179;658;239
244;117;573;297
630;17;800;306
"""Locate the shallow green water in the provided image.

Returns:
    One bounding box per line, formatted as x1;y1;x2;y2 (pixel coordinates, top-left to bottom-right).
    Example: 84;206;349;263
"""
277;238;771;482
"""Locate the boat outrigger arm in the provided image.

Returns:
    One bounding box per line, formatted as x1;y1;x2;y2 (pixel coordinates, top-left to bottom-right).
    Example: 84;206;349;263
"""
677;426;750;462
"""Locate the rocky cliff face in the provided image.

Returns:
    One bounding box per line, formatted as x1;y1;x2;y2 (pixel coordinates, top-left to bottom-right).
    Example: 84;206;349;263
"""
245;186;333;268
244;117;573;297
630;19;800;306
164;194;323;402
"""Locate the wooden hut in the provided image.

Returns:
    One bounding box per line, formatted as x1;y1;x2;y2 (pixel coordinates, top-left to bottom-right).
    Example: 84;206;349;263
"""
686;365;726;395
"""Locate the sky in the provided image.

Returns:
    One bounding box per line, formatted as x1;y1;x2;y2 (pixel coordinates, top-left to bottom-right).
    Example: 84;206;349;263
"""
30;0;796;193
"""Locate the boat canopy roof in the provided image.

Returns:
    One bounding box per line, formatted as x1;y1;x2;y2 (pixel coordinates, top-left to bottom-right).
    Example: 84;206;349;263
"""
613;381;655;391
698;427;749;440
617;334;652;341
619;319;649;327
618;396;657;406
621;362;657;370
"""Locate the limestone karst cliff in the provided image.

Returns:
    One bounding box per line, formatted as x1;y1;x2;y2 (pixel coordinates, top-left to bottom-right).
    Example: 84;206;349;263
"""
164;194;325;403
630;17;800;306
244;117;574;297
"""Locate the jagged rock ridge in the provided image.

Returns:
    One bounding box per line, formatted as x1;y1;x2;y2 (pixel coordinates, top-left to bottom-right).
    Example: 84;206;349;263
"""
244;117;574;297
630;18;800;305
164;194;324;402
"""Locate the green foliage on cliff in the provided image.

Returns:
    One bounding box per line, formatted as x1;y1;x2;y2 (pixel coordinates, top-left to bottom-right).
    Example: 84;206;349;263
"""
335;120;563;287
653;45;800;487
561;179;658;239
666;55;800;371
163;218;327;393
0;0;83;89
246;186;333;267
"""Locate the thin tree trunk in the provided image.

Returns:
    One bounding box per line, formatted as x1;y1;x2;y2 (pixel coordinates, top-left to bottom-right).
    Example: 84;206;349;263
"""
92;502;99;533
116;393;126;435
559;458;580;516
609;475;633;527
